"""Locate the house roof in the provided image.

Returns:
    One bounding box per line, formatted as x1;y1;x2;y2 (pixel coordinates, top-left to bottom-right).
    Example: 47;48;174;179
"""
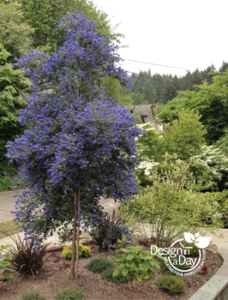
130;104;154;116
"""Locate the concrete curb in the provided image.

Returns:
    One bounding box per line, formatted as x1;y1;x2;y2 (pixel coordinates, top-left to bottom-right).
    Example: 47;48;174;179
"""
189;248;228;300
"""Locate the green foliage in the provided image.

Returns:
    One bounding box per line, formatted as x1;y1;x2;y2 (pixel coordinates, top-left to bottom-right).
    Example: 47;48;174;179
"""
54;287;84;300
19;290;46;300
0;2;34;62
216;130;228;156
0;43;29;176
136;108;206;163
124;159;222;244
159;71;228;144
0;244;14;282
101;267;129;284
0;175;24;191
19;0;123;52
0;175;14;191
102;77;122;102
182;242;200;257
62;243;91;259
113;239;160;290
84;258;114;273
135;110;228;191
204;190;228;227
131;65;217;106
163;109;206;160
157;274;186;294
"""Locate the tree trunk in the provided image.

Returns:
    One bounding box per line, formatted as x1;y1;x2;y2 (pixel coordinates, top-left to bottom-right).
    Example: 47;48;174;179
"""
76;188;80;279
129;271;133;291
69;192;77;279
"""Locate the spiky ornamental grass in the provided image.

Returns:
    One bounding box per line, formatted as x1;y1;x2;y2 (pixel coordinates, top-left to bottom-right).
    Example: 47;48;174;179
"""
6;11;143;279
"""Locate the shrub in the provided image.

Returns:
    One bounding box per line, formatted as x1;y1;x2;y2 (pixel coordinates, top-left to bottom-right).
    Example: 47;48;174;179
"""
6;232;52;275
182;241;200;257
84;258;114;273
125;158;222;244
54;287;84;300
19;290;46;300
157;274;186;294
113;237;160;291
204;190;228;227
0;244;14;282
90;209;132;250
62;243;91;260
102;267;129;284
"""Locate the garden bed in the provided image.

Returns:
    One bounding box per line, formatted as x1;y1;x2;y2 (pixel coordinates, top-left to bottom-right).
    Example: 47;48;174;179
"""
0;238;223;300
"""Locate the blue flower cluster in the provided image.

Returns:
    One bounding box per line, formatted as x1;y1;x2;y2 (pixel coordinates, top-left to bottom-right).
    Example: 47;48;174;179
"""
6;11;143;250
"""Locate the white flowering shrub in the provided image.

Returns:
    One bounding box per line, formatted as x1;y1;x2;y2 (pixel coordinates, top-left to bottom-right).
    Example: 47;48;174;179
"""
135;121;228;190
192;145;228;179
120;159;223;242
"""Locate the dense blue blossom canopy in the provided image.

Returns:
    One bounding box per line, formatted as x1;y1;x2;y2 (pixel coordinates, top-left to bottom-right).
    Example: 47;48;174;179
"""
6;11;142;249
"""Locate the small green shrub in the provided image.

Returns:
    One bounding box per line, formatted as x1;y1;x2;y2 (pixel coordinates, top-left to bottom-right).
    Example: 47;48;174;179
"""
54;287;84;300
62;243;91;259
101;267;129;284
19;290;46;300
157;274;186;294
113;236;160;291
182;242;200;257
0;244;14;282
84;258;114;273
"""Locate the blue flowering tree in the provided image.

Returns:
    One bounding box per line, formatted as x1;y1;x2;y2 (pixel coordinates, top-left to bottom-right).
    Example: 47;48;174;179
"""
6;12;142;279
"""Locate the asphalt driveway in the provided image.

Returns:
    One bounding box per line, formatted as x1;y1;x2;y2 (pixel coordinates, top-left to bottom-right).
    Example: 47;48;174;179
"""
0;190;120;223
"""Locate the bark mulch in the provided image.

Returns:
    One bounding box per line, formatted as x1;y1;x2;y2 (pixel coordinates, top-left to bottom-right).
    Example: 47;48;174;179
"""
0;239;223;300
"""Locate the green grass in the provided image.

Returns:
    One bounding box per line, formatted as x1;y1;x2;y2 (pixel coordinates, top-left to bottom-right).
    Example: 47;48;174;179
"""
0;220;24;239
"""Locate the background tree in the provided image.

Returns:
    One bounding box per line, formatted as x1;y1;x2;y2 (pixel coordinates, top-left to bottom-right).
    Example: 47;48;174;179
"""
0;44;29;177
0;1;34;62
163;109;206;160
159;71;228;144
18;0;124;52
7;12;141;280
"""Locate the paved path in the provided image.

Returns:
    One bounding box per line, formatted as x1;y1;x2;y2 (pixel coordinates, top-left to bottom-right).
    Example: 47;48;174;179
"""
0;190;120;223
0;190;22;223
1;190;227;256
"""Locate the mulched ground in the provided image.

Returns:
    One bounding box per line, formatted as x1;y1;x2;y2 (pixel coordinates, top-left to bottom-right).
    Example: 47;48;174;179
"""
0;239;223;300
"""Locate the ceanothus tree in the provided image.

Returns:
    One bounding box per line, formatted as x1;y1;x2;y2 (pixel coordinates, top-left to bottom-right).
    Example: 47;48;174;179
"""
6;11;142;279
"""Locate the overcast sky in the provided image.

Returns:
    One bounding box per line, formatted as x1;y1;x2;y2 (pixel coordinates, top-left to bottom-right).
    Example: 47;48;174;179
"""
93;0;228;78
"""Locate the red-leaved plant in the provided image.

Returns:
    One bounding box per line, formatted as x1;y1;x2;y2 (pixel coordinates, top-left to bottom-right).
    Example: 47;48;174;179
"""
200;265;209;276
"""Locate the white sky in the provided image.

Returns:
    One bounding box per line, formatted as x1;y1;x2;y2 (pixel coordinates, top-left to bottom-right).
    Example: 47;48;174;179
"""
93;0;228;78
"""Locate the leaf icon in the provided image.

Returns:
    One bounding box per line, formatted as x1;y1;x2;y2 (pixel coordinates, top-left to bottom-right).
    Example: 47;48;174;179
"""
194;237;211;249
184;232;195;243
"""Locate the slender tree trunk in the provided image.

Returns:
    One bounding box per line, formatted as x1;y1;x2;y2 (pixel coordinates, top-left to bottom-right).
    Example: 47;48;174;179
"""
129;271;133;291
76;188;80;279
69;192;77;279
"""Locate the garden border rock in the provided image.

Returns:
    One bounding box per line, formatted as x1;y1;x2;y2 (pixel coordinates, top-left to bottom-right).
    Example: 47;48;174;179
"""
189;248;228;300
